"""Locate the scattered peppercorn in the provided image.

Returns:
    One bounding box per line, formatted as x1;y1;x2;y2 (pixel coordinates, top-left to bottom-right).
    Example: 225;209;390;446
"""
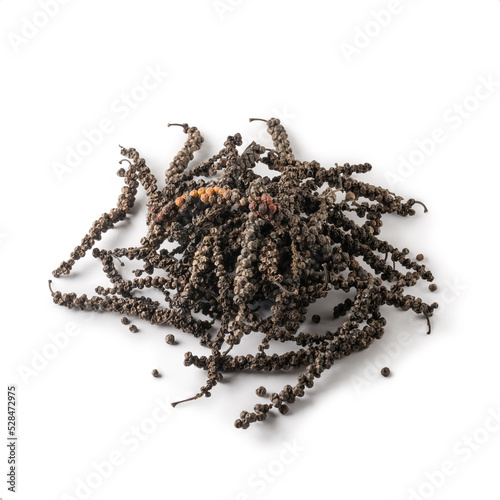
312;314;321;324
165;334;175;345
129;325;138;333
429;284;437;292
256;386;267;397
381;367;391;377
416;254;424;261
121;317;130;325
152;369;160;377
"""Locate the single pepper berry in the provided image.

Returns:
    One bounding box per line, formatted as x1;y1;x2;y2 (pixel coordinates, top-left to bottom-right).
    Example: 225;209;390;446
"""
256;386;266;397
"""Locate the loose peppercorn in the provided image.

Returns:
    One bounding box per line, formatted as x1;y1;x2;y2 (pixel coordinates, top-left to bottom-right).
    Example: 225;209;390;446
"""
312;315;321;324
129;325;138;333
152;369;160;377
429;284;437;292
381;367;391;377
256;386;266;397
165;334;175;345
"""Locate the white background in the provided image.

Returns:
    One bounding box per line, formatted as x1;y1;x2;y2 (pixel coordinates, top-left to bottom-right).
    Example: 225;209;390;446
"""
1;1;500;499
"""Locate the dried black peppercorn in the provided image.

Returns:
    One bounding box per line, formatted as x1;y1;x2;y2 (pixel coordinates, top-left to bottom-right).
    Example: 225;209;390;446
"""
381;367;391;377
49;117;438;429
279;404;289;415
256;386;266;397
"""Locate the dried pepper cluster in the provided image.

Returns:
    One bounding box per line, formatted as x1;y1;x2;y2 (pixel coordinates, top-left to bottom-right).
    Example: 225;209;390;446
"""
49;118;438;429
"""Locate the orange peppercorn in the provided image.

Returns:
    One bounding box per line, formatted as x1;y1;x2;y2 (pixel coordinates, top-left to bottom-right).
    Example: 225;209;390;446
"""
268;203;278;215
214;186;220;194
190;190;199;198
175;197;184;207
182;193;188;199
206;187;215;197
198;187;206;195
200;194;209;203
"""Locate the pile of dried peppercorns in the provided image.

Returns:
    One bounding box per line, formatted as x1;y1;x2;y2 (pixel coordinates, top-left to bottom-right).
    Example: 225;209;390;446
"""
49;118;438;429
